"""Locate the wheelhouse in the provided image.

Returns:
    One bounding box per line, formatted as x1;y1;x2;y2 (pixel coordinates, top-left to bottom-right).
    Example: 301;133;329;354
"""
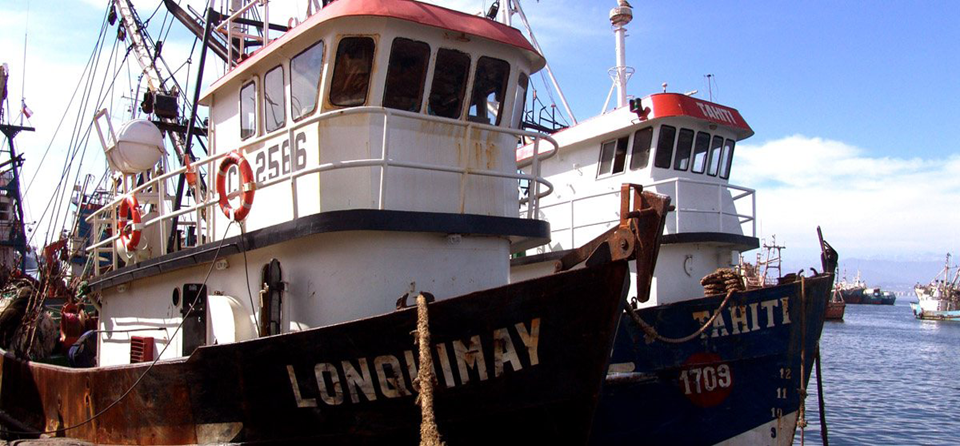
199;0;546;237
85;0;557;366
514;93;757;306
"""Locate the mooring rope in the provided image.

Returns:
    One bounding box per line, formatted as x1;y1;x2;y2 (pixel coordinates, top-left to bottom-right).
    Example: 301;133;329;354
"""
626;289;735;344
798;276;808;445
414;293;444;446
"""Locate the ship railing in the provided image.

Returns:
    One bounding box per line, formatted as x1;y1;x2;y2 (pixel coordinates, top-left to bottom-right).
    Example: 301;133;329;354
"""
538;177;755;250
85;106;557;274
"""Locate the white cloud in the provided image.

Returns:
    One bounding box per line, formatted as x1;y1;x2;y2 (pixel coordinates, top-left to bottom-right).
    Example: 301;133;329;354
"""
736;135;960;262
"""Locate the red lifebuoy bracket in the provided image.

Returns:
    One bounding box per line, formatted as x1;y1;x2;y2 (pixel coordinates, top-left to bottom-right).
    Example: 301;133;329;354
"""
117;194;142;250
216;150;256;222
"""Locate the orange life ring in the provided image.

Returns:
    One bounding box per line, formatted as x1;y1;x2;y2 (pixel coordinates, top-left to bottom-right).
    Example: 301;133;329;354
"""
216;150;256;222
117;194;142;250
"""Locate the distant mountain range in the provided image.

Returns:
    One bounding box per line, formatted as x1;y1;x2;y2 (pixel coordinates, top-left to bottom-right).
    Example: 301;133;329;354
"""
782;255;950;295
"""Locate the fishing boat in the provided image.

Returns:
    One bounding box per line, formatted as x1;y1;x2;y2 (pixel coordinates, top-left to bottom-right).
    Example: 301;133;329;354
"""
506;1;836;443
833;270;893;305
833;270;866;304
824;291;846;321
0;1;673;443
911;254;960;321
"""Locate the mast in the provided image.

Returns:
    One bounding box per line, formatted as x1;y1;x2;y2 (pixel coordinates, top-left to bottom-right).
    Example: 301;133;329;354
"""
112;0;194;164
112;0;211;252
609;0;633;108
0;64;33;273
505;0;578;125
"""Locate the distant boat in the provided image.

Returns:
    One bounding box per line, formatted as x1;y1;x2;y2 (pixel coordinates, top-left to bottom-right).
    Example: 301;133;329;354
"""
911;254;960;321
824;290;846;321
834;270;894;305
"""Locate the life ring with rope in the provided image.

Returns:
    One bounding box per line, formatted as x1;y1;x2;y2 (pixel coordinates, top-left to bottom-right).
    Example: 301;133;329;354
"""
216;150;256;222
117;194;142;251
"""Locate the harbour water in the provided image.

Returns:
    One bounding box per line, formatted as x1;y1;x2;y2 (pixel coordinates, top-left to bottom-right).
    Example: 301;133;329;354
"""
796;300;960;445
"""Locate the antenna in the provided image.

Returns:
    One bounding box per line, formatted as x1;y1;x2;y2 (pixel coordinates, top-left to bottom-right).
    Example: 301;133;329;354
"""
704;74;714;101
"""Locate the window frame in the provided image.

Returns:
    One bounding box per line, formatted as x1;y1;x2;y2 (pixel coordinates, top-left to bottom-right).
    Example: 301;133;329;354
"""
239;78;259;140
329;36;376;108
382;37;431;113
673;128;695;171
427;48;471;120
707;135;724;177
719;139;736;179
653;125;677;169
596;136;629;178
290;40;325;122
629;126;654;171
263;64;286;133
510;72;529;129
467;56;511;126
690;131;711;174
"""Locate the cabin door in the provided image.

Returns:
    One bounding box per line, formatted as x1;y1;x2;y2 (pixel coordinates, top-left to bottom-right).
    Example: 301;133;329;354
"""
181;283;207;356
259;259;283;336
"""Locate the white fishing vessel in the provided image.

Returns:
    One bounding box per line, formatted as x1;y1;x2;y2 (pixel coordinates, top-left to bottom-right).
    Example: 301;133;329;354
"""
0;1;673;443
911;254;960;321
504;1;836;444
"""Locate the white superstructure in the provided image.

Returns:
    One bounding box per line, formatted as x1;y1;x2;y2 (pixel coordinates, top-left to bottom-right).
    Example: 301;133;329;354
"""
84;0;557;366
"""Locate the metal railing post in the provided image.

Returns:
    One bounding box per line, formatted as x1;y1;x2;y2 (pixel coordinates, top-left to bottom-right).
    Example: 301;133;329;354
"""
378;112;389;210
718;184;723;232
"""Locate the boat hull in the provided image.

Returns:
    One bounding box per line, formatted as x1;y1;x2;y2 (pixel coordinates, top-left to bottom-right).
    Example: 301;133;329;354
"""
591;274;832;446
824;301;846;320
837;288;863;304
1;262;629;444
910;303;960;321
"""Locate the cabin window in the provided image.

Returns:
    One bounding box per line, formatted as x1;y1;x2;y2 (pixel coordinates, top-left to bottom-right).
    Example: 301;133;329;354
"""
653;125;676;169
291;41;324;121
691;131;711;174
707;135;724;176
240;81;257;139
511;73;529;129
629;127;653;170
720;139;736;179
673;128;694;171
597;136;628;177
383;38;430;112
428;49;470;119
264;65;285;132
468;57;510;125
330;37;375;107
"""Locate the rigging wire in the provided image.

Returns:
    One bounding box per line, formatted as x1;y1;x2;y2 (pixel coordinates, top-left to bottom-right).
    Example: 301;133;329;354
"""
31;30;126;248
30;8;114;245
44;35;122;243
21;7;111;199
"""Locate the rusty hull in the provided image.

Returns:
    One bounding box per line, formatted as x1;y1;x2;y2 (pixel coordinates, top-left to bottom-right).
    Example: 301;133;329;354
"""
1;261;634;444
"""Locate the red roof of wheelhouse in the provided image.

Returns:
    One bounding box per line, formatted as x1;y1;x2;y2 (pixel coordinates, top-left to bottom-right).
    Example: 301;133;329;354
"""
204;0;543;96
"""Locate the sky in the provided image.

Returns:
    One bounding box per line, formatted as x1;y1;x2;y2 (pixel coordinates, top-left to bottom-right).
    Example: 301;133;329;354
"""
1;0;958;278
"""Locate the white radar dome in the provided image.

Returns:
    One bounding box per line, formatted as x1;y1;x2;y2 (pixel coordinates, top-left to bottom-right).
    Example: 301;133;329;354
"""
106;120;165;174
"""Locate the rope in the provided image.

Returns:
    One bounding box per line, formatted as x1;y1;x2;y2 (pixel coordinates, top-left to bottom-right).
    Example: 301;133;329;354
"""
798;276;808;445
413;293;444;446
626;289;736;344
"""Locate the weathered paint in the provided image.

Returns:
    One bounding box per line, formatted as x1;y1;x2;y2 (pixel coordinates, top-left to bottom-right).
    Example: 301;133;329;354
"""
591;274;832;445
1;262;630;445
